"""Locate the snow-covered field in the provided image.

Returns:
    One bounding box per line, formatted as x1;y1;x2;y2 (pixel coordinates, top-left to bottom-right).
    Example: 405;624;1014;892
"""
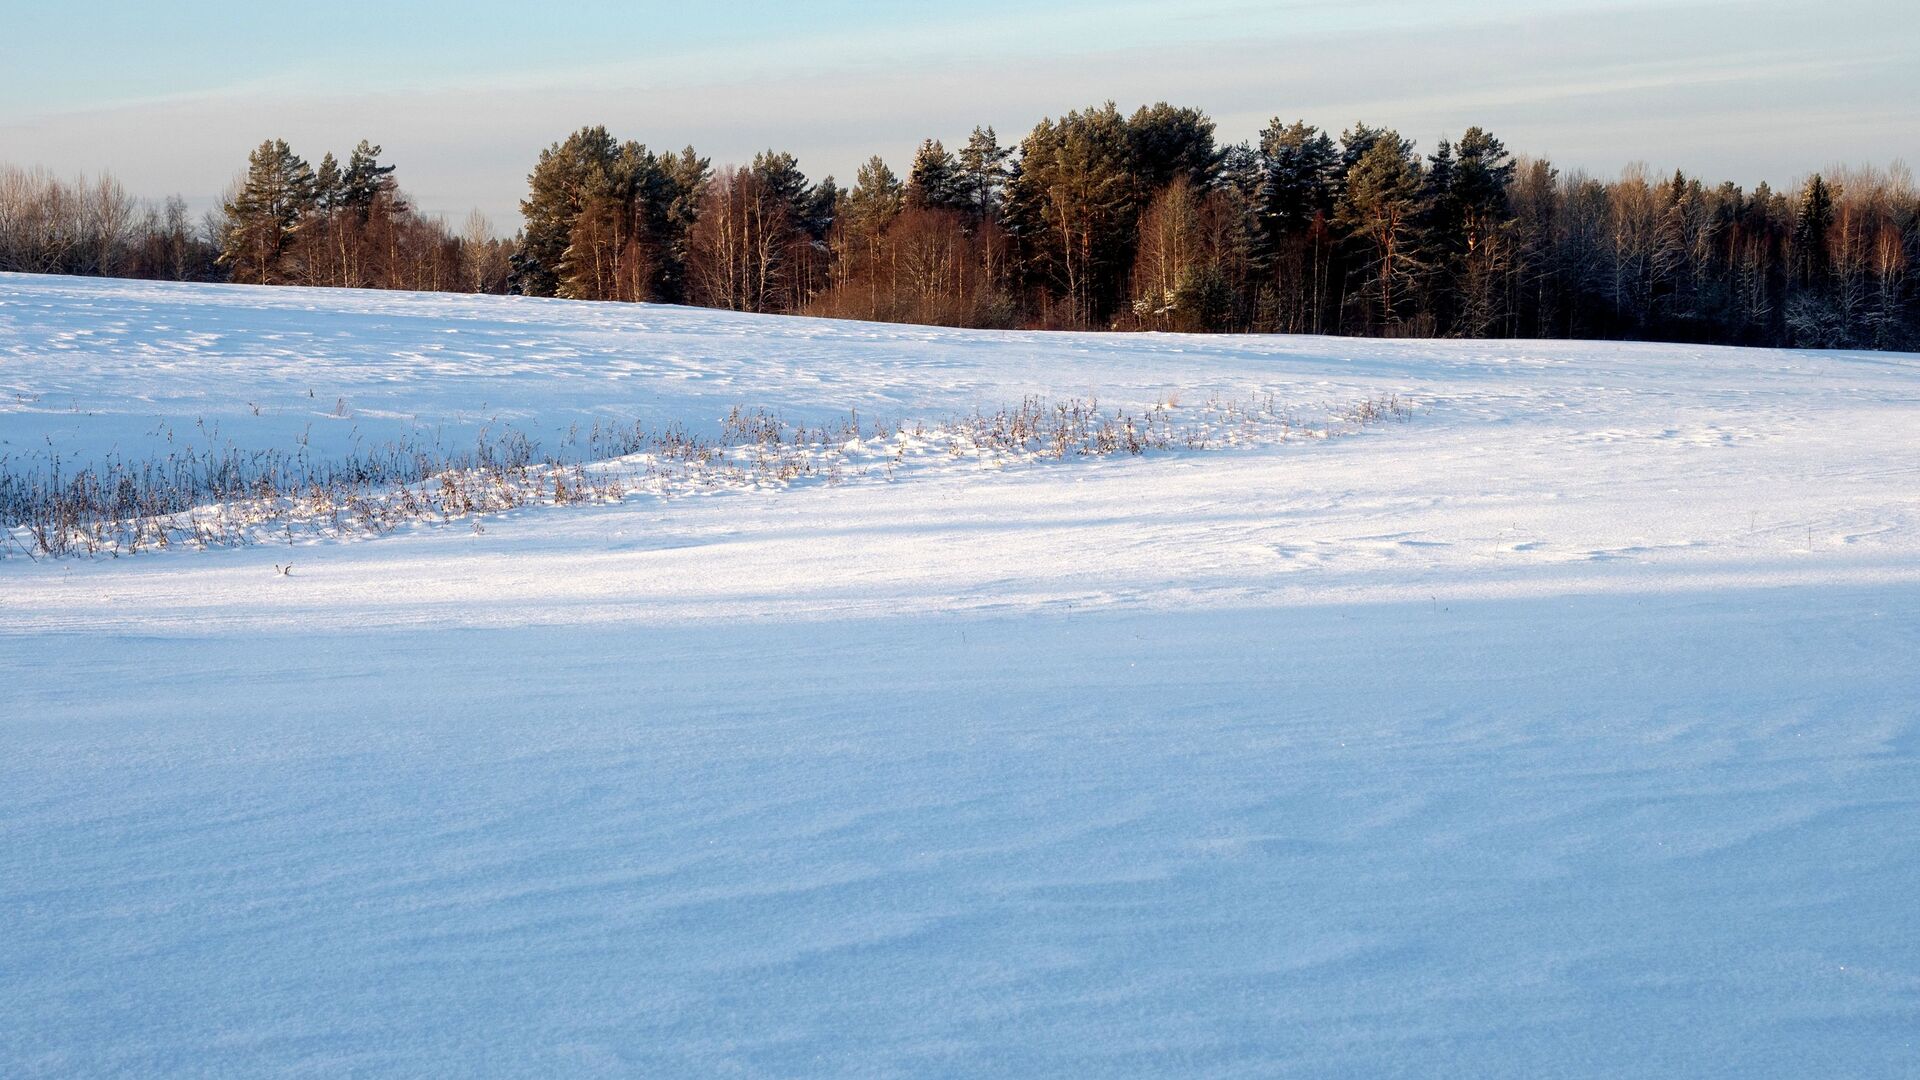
3;272;1917;1077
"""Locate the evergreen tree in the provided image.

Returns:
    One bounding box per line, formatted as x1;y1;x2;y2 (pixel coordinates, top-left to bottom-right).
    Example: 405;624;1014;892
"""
1436;128;1517;336
750;151;815;224
1417;139;1462;331
846;156;905;230
1649;169;1703;325
1255;120;1340;332
219;139;317;284
1214;141;1263;320
997;157;1034;237
1258;121;1338;235
1422;138;1458;235
1335;132;1425;332
1451;127;1516;243
514;127;675;298
831;157;905;319
956;126;1012;222
1006;104;1137;325
313;153;345;214
303;151;349;287
658;145;712;302
803;176;841;239
1125;102;1222;196
744;150;826;305
1216;143;1263;205
515;126;621;296
1339;123;1387;186
342;140;400;216
1785;173;1841;343
906;139;965;212
561;143;672;301
1793;174;1836;286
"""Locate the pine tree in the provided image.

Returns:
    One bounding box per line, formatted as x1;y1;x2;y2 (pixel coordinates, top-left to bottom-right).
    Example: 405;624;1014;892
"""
149;105;1920;349
558;143;673;301
750;151;814;220
1258;121;1338;235
1447;127;1518;336
1451;128;1516;243
514;127;668;297
743;151;825;306
517;127;615;295
1422;138;1458;231
846;156;905;230
905;139;965;212
658;146;712;302
1335;132;1425;332
832;156;905;318
1006;104;1137;325
313;153;345;214
956;127;1012;222
1338;124;1387;186
1214;142;1262;300
1255;120;1339;332
342;141;400;216
219;139;317;284
1126;102;1222;197
1414;139;1460;330
802;176;840;239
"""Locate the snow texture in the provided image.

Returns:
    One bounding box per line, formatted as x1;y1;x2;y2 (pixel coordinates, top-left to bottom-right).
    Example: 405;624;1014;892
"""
3;273;1918;1077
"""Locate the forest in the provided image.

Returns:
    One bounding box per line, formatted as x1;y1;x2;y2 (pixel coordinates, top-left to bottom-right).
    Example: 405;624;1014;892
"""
1;103;1913;350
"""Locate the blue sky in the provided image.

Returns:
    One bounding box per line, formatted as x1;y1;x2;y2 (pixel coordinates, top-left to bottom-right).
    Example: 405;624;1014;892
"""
3;0;1914;227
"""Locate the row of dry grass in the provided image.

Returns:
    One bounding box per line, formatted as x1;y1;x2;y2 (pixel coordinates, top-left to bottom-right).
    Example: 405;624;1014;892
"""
2;393;1413;559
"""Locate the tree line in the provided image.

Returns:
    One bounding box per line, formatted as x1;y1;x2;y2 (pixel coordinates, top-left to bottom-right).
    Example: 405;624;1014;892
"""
0;141;511;294
0;166;221;282
216;138;513;293
3;104;1914;350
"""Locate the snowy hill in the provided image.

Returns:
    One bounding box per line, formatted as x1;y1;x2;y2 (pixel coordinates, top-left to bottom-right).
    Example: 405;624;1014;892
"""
3;273;1917;1077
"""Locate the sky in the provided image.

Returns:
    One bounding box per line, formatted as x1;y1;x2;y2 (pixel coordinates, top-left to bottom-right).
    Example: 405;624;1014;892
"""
2;0;1914;229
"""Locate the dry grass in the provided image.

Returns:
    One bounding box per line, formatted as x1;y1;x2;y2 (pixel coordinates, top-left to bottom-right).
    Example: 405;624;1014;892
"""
2;392;1413;559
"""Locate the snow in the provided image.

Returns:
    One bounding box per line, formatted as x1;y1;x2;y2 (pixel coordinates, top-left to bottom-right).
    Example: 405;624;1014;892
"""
3;272;1918;1076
